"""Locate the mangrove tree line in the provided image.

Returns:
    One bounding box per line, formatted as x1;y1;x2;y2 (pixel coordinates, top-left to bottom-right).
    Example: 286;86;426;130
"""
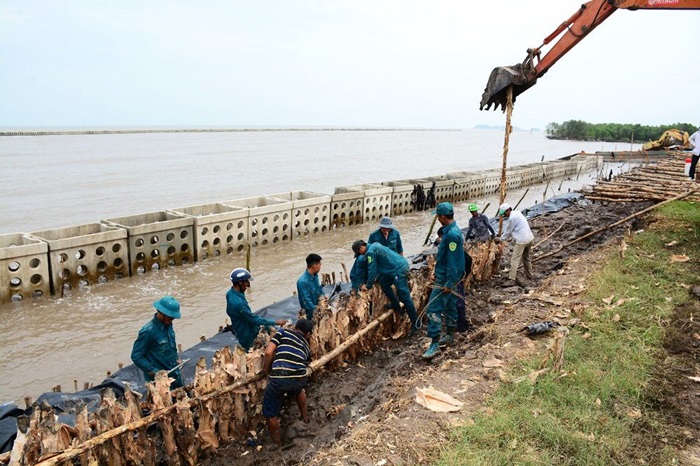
545;120;697;142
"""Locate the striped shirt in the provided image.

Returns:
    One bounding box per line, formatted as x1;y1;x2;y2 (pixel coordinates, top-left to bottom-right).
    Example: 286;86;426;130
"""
269;329;311;380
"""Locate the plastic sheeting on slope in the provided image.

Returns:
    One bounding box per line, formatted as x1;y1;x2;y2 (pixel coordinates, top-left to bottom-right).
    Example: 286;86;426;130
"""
0;283;346;453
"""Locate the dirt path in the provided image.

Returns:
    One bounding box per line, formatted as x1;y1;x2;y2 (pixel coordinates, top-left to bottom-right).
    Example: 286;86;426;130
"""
201;199;699;465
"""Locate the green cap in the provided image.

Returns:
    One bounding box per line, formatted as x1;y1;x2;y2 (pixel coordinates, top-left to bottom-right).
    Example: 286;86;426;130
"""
432;202;454;216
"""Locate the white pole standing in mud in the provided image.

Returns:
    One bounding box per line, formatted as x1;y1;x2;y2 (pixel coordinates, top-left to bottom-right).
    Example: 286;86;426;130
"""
498;85;514;235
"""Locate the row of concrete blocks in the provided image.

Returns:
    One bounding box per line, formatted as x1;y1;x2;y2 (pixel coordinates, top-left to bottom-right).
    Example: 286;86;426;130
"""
1;157;599;304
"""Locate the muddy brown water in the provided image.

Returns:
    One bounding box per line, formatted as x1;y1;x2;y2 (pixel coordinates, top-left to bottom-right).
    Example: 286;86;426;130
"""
0;171;618;407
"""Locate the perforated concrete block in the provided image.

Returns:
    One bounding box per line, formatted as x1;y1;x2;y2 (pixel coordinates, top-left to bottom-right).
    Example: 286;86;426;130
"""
330;190;364;228
473;170;502;196
28;223;128;295
515;164;546;186
377;181;415;216
168;203;249;261
410;176;455;204
336;184;392;223
570;154;601;173
104;212;194;276
0;233;50;303
222;196;292;247
445;172;480;203
269;191;331;238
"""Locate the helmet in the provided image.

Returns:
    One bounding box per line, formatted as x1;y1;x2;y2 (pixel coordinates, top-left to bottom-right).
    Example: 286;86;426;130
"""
153;295;181;319
468;204;478;212
230;267;253;283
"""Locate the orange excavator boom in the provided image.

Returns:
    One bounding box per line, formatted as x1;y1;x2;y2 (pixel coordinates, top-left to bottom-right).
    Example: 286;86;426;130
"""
480;0;700;112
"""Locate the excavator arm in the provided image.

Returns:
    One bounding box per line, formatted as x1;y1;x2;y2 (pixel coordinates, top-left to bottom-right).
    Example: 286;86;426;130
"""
480;0;700;112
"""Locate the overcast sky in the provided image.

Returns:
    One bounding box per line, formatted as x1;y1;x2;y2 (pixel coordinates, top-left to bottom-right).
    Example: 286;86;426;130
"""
1;1;698;130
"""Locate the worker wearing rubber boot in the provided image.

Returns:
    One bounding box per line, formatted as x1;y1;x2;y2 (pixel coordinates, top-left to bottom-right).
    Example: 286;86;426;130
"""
226;268;287;352
465;203;495;242
367;216;404;312
423;202;465;360
131;295;185;389
296;254;325;320
352;240;419;334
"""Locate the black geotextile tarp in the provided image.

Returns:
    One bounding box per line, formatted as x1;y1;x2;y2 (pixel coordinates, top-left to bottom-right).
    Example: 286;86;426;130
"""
1;192;588;453
0;283;349;453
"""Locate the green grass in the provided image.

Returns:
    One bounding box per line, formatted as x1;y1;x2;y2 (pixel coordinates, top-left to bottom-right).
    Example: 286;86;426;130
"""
435;201;700;466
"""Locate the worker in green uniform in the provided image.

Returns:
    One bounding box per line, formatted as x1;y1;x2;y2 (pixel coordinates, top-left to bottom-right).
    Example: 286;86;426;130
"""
131;295;184;389
226;268;287;351
352;240;418;334
296;254;325;320
367;216;403;311
350;253;368;291
423;202;465;359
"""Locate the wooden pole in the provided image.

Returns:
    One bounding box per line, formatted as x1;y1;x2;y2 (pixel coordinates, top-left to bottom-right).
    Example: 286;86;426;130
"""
513;188;529;210
309;311;392;372
499;85;513;207
423;214;438;246
245;243;251;272
498;85;514;236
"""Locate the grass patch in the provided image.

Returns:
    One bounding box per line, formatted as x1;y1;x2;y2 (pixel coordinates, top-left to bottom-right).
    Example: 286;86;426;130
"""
436;201;700;465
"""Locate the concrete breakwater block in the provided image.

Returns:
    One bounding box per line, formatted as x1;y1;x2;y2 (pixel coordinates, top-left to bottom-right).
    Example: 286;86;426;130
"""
104;212;194;275
0;233;50;303
376;180;416;216
167;203;249;261
408;176;456;205
268;191;332;238
27;223;128;295
335;184;393;224
222;196;293;247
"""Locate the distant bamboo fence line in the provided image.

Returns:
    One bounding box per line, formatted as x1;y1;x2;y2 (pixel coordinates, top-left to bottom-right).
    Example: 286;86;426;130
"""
0;128;455;137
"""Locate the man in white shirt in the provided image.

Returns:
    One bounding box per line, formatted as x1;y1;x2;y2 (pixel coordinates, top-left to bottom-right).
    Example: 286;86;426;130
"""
689;127;700;181
498;203;535;286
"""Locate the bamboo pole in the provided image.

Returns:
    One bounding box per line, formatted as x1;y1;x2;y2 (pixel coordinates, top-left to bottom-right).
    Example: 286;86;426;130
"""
513;188;529;210
533;189;697;264
533;220;567;250
309;310;392;372
423;214;438;246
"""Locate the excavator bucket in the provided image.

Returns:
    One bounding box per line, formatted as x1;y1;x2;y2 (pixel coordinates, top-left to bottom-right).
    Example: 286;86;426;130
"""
479;63;537;112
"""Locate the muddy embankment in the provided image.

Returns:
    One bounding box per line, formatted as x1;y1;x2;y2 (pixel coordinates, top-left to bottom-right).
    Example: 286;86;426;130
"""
202;199;659;466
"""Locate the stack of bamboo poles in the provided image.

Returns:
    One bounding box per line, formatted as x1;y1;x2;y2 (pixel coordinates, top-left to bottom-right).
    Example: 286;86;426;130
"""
584;157;700;203
4;241;503;466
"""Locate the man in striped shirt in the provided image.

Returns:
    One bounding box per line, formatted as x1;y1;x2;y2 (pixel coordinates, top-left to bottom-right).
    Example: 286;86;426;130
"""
262;318;314;447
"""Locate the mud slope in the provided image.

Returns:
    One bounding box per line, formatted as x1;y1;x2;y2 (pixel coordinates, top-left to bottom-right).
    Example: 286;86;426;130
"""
202;199;684;466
